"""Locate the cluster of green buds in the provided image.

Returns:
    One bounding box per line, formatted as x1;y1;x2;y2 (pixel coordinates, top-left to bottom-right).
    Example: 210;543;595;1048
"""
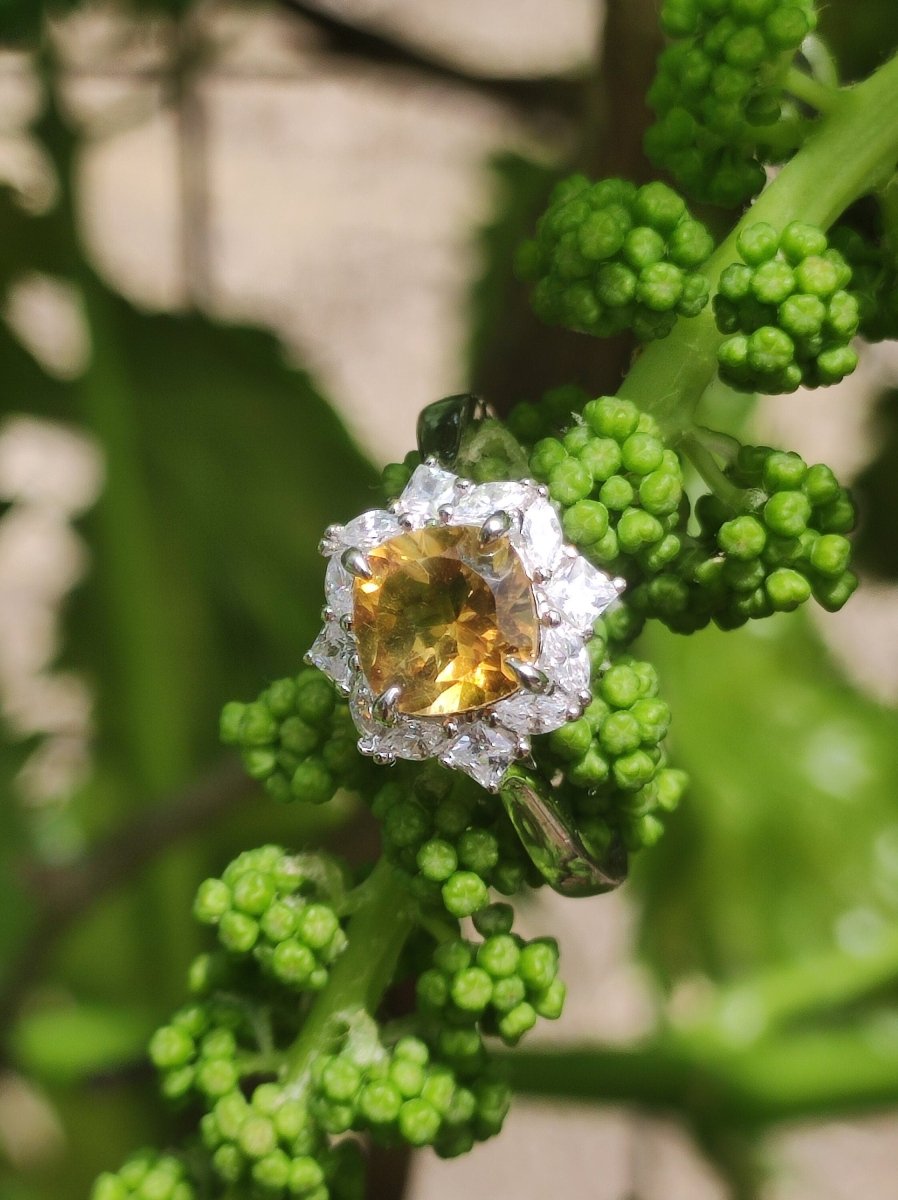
310;1030;510;1159
714;222;859;392
517;178;714;340
92;1152;195;1200
193;845;348;991
646;0;818;205
220;668;374;805
530;396;686;581
374;764;542;918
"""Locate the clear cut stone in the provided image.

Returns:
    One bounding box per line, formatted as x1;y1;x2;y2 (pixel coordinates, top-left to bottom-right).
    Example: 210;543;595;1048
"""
447;480;536;525
341;509;402;551
350;683;447;761
398;463;458;521
323;557;354;617
537;623;591;696
441;724;520;790
307;624;355;691
493;688;572;736
549;554;619;632
515;497;566;577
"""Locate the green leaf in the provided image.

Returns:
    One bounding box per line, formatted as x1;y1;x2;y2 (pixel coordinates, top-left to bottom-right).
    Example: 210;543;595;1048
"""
634;614;898;985
10;1001;152;1084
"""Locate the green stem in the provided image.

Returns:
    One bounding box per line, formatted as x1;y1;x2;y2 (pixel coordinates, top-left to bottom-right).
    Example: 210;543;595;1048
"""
784;66;839;113
504;1022;898;1125
679;431;750;513
620;51;898;432
283;860;416;1085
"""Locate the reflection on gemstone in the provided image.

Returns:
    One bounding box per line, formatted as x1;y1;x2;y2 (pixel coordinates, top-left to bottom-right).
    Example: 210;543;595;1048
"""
352;525;539;717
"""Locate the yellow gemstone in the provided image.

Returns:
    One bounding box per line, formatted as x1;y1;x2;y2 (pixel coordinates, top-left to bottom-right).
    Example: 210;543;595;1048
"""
352;525;539;717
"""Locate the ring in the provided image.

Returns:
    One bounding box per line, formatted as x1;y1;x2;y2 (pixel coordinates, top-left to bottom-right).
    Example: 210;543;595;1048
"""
307;395;628;895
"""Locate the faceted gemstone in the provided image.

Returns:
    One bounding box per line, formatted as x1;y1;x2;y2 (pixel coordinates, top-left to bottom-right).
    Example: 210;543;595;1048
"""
352;525;539;717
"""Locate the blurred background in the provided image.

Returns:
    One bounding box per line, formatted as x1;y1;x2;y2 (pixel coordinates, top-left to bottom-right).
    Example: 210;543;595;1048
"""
1;2;898;1198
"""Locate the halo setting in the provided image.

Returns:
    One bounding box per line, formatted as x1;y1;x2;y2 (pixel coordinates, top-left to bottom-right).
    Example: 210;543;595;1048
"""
307;462;622;789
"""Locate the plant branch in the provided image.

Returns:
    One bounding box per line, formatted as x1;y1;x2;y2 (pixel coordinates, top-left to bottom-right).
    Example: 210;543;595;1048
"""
283;859;417;1084
785;66;840;113
619;51;898;431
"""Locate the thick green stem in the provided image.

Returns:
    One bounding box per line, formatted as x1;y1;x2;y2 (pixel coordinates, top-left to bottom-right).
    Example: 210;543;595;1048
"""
620;52;898;432
504;1022;898;1125
283;860;416;1084
784;66;839;113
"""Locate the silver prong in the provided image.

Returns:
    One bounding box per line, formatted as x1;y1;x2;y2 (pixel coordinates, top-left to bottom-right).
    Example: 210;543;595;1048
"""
388;501;402;515
339;613;353;633
341;547;373;580
443;719;459;737
372;684;403;726
454;477;473;493
566;701;584;720
373;751;397;767
424;455;440;467
612;576;627;595
533;566;553;584
321;605;335;623
318;524;345;556
479;510;513;546
398;513;414;531
540;609;562;628
536;484;549;498
348;653;360;672
357;737;376;756
515;734;531;757
563;543;578;558
438;504;454;524
577;688;593;707
506;658;554;695
303;651;314;666
438;751;454;768
337;681;352;698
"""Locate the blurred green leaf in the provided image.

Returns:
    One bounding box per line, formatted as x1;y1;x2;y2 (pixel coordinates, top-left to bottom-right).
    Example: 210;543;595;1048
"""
11;1001;151;1084
634;614;898;984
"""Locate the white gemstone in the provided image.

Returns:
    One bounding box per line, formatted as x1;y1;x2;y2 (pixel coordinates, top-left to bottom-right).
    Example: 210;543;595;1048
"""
398;463;458;521
441;724;519;790
537;624;591;696
323;557;353;616
307;624;355;690
342;509;402;550
447;480;536;525
515;497;566;577
549;554;619;632
349;682;446;761
493;688;571;736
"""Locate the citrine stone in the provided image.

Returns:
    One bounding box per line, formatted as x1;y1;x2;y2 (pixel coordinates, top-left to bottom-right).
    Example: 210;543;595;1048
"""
352;525;539;717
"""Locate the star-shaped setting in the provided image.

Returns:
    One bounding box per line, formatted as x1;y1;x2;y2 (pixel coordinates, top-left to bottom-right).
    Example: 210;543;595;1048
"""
307;463;623;790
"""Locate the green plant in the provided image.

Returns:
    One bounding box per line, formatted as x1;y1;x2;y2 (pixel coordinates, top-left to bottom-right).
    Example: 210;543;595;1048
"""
2;5;898;1200
76;5;898;1198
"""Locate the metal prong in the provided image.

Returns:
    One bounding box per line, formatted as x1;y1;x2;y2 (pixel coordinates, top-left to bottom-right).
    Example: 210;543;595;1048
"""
337;681;352;698
339;613;353;633
533;566;553;584
612;576;627;595
506;658;554;695
373;751;397;767
443;719;459;738
372;684;403;726
577;688;593;707
341;547;373;580
318;524;345;556
303;651;314;666
536;484;549;498
437;504;454;524
454;477;473;493
479;510;513;546
398;513;414;531
321;605;336;623
540;609;562;628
